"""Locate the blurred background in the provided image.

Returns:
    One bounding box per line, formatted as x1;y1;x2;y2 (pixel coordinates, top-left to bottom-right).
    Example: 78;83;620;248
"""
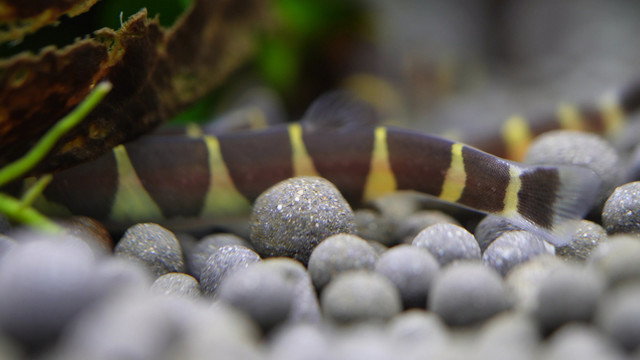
4;0;640;137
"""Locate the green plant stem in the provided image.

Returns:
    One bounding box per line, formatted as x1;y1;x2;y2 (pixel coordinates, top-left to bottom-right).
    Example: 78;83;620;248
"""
20;175;52;207
0;193;61;233
0;81;112;187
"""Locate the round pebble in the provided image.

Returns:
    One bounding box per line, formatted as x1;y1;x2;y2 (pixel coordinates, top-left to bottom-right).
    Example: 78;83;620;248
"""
588;235;640;286
395;210;460;244
92;257;153;296
151;273;202;299
267;323;331;360
308;233;378;290
115;223;186;277
534;264;606;333
59;216;113;255
375;245;440;308
354;209;396;246
217;261;296;331
386;309;448;345
602;181;640;235
556;220;607;261
260;258;321;324
474;312;540;360
321;271;402;324
524;130;622;208
429;262;511;326
412;223;481;266
0;236;97;347
542;323;625;360
186;233;250;280
474;215;522;252
596;283;640;351
482;230;552;276
250;176;356;264
199;245;261;296
504;255;566;312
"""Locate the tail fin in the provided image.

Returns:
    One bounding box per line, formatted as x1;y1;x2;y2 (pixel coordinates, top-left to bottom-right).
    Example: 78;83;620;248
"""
504;165;600;246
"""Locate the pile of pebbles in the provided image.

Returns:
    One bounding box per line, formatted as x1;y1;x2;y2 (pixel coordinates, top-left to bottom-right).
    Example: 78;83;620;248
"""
1;130;640;359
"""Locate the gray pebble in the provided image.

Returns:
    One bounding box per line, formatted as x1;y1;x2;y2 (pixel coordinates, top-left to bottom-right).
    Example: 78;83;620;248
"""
321;271;402;324
199;245;261;296
0;213;10;234
216;262;295;331
534;264;606;333
542;323;625;360
354;209;396;246
261;258;321;324
504;255;566;312
308;233;378;290
412;223;481;266
596;283;640;351
482;230;552;276
367;240;388;255
151;273;202;299
588;235;640;286
333;325;396;360
115;223;186;277
429;262;511;326
556;220;607;261
625;143;640;182
93;257;153;297
395;210;460;244
250;176;356;264
524;130;622;208
166;301;261;359
375;245;440;308
474;215;522;252
186;233;249;281
0;236;97;347
474;312;540;360
0;234;16;259
53;292;180;360
267;323;331;360
603;182;640;235
386;309;448;345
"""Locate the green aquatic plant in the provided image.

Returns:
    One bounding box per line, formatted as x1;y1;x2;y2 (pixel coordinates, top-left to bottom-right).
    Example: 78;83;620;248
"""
0;81;112;233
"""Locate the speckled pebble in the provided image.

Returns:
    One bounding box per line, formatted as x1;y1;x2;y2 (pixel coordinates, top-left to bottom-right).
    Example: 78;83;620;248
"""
556;220;607;261
151;273;201;299
429;262;511;326
186;233;250;280
0;236;98;347
534;264;606;333
308;233;378;290
375;245;440;308
483;230;552;276
354;209;396;246
412;223;481;266
216;261;296;331
542;323;626;360
321;271;402;324
395;210;461;244
474;215;522;252
588;235;640;286
596;283;640;351
524;130;622;208
199;245;261;295
603;182;640;235
115;223;186;277
250;176;356;264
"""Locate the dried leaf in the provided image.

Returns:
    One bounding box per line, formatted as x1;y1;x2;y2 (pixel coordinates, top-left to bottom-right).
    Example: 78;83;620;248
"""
0;0;265;174
0;0;101;43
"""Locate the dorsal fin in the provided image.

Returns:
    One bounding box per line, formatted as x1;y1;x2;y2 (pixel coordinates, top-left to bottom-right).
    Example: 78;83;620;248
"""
301;90;382;131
